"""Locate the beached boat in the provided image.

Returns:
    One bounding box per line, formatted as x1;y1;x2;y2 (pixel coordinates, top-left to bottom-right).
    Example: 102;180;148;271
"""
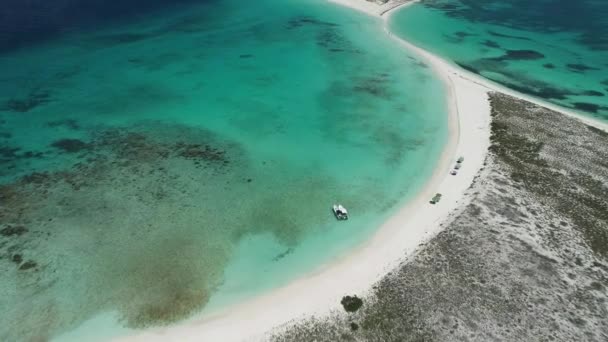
457;156;464;163
332;204;349;220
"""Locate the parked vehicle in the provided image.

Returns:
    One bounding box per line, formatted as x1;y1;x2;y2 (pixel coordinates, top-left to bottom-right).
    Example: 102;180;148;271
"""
430;193;442;204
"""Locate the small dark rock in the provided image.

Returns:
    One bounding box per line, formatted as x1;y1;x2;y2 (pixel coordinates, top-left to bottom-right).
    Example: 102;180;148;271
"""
341;295;363;313
543;63;556;69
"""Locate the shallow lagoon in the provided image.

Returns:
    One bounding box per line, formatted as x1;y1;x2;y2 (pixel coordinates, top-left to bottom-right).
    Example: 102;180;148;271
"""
0;0;447;340
390;0;608;120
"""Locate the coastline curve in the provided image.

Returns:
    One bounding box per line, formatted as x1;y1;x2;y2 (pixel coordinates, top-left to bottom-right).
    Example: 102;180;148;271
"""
113;1;492;341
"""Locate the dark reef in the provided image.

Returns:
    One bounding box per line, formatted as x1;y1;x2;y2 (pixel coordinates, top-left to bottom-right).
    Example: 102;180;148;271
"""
566;63;600;73
481;40;501;49
18;260;38;271
286;16;339;30
425;1;608;51
454;31;475;38
0;146;20;161
50;139;90;153
0;225;28;237
582;90;605;97
493;49;545;61
573;102;600;113
455;62;480;74
0;122;245;340
2;90;51;113
46;119;81;130
486;30;531;41
455;58;608;117
11;254;23;264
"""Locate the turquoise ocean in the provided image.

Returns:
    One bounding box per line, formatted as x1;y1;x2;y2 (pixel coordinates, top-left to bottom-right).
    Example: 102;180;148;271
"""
390;0;608;120
0;0;447;340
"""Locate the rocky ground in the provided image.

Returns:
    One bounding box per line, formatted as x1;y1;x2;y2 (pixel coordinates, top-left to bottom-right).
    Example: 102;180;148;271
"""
269;92;608;341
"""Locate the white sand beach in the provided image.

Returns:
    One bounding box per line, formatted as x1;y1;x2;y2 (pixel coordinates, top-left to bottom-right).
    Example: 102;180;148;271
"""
113;1;606;341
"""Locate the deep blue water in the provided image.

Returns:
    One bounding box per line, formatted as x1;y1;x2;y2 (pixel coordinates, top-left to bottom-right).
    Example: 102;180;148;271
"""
0;0;216;52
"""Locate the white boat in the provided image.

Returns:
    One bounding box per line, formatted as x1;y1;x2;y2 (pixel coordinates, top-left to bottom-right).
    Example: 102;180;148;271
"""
332;204;348;220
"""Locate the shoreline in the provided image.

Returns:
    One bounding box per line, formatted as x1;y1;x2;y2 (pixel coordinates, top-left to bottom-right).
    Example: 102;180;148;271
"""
118;0;605;338
116;1;492;341
159;1;608;340
205;0;608;338
379;1;608;132
334;0;608;132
